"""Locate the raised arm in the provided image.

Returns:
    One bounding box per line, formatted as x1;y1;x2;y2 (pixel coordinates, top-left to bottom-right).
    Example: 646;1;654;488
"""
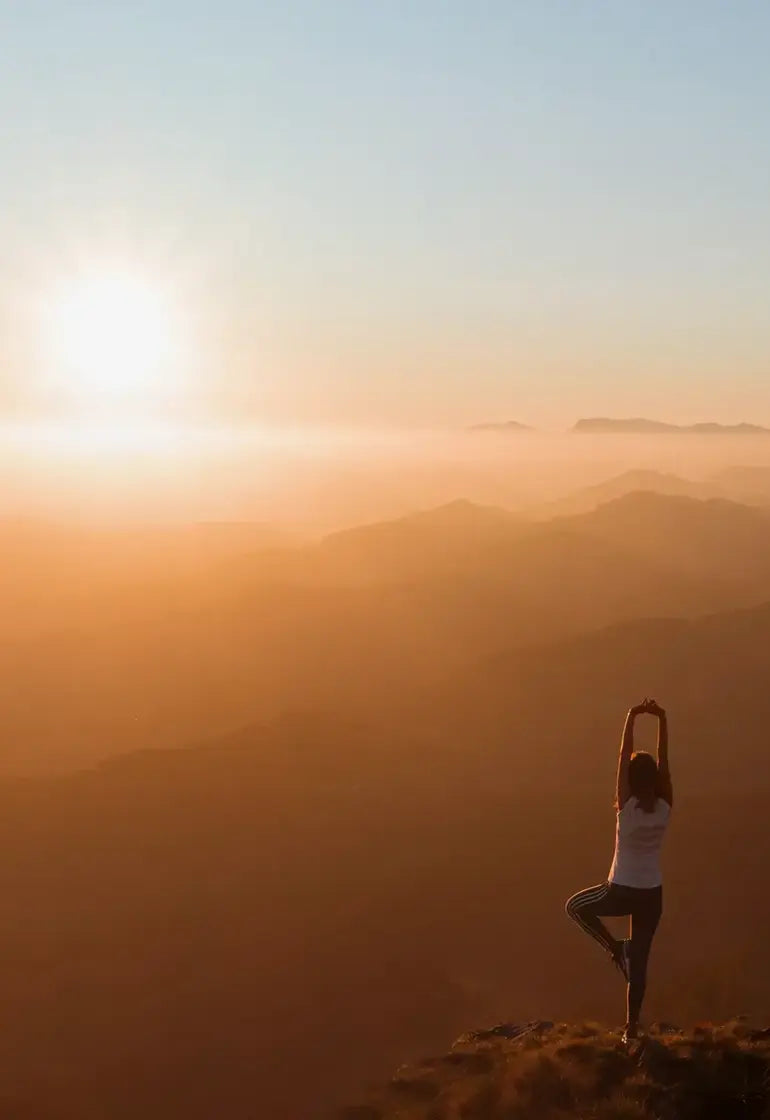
647;700;672;805
617;702;647;809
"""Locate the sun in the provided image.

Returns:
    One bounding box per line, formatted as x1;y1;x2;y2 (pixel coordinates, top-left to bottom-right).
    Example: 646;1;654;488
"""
44;268;183;407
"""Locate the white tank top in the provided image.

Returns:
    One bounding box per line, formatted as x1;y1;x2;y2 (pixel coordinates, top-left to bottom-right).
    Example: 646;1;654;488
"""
608;798;671;889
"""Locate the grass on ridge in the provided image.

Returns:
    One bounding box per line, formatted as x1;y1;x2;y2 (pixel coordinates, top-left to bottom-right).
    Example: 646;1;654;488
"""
337;1019;770;1120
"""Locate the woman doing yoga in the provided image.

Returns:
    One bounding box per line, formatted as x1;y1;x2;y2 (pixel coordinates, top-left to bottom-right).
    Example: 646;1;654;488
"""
565;699;672;1043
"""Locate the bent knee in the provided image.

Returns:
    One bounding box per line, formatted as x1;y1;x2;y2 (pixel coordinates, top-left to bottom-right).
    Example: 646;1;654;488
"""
565;885;603;920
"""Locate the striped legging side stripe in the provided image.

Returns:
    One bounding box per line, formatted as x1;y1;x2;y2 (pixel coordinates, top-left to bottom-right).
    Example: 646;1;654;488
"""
565;882;615;956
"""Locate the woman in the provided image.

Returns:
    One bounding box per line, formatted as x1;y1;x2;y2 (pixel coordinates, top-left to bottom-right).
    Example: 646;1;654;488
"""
565;698;672;1043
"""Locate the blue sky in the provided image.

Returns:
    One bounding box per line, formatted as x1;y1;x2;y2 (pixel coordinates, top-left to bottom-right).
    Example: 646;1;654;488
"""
1;1;769;426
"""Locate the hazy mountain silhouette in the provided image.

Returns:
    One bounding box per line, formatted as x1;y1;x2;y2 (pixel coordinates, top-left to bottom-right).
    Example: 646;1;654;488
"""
420;598;770;796
4;597;770;1116
5;493;770;774
272;491;770;590
560;491;770;584
548;466;770;512
316;498;526;580
573;417;770;434
467;420;535;432
711;464;770;505
530;470;712;518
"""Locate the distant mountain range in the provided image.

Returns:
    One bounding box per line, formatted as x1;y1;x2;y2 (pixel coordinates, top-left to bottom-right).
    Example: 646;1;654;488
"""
8;491;770;1116
530;469;713;518
572;417;770;435
468;417;770;434
467;420;534;432
530;465;770;518
9;489;770;775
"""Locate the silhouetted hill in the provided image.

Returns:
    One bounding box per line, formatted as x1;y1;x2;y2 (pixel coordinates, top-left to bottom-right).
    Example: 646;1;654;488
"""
0;736;767;1119
4;496;770;1115
419;598;770;797
467;420;535;432
573;417;770;434
341;1021;770;1119
531;470;712;518
5;588;770;1115
4;494;770;773
688;421;770;434
711;464;770;505
316;499;525;580
561;491;770;584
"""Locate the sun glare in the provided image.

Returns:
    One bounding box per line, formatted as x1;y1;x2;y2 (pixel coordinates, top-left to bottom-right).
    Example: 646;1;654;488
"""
43;269;183;407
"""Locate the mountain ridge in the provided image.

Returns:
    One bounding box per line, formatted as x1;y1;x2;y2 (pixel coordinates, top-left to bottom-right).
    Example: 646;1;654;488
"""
467;420;535;432
573;417;770;434
338;1019;770;1119
529;469;712;518
465;417;770;435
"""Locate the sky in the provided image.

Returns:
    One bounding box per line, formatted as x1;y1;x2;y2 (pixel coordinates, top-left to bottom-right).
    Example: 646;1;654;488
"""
1;0;769;429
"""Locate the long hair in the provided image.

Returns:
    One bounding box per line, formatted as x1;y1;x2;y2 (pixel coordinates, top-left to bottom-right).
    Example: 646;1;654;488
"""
628;751;663;813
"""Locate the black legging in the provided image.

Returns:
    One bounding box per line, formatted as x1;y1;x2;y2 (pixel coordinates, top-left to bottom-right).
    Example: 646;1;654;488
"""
565;881;662;1026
